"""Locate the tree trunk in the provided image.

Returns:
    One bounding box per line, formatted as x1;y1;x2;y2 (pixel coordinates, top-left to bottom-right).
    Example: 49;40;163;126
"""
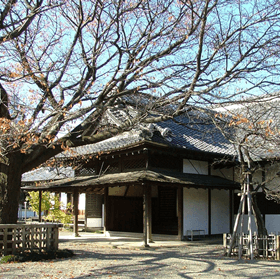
0;153;23;224
251;193;268;256
252;194;268;236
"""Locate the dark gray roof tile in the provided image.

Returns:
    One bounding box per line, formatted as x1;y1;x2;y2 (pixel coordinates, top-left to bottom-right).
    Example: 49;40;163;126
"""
58;110;236;159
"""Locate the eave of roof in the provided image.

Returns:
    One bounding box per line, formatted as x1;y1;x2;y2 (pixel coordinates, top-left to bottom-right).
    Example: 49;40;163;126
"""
22;169;240;193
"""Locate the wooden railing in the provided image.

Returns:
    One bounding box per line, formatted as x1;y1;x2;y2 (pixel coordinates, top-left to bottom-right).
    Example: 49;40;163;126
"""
224;233;280;260
0;223;59;256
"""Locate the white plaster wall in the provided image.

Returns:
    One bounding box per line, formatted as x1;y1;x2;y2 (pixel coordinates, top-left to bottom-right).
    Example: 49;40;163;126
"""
87;218;103;228
211;167;234;180
183;159;208;175
211;189;230;234
60;192;85;210
234;167;242;183
265;162;280;192
252;170;263;192
79;193;85;210
60;193;67;209
183;188;208;235
233;214;257;233
265;215;280;234
86;202;104;228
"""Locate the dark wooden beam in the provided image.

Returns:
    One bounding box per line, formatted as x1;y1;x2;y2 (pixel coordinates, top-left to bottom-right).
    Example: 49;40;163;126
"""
208;188;211;236
147;185;153;243
229;189;233;232
73;190;80;237
38;190;42;223
143;184;149;247
177;186;183;240
84;193;88;231
104;187;108;235
208;164;212;236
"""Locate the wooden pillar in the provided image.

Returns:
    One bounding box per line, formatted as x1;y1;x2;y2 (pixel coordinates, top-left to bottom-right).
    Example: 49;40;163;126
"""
147;185;153;243
177;186;183;240
276;235;280;260
229;189;233;232
104;187;108;235
208;188;211;236
143;184;149;247
73;190;80;237
208;164;212;237
223;233;228;255
262;168;266;226
38;190;42;223
84;193;88;231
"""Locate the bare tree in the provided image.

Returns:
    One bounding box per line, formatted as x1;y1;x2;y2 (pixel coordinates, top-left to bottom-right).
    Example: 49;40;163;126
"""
1;0;280;223
212;94;280;240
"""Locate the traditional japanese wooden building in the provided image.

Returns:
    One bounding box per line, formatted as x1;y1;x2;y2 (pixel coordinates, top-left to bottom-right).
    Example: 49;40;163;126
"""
22;106;242;244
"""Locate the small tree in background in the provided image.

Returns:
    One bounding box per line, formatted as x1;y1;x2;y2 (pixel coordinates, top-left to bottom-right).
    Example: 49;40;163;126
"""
27;191;72;225
27;191;52;215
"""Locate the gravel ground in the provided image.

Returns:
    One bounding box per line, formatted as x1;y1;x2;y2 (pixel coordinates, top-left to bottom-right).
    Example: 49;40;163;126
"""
1;234;280;279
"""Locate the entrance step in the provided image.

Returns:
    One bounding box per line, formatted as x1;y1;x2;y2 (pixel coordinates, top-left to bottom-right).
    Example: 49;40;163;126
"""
106;231;179;241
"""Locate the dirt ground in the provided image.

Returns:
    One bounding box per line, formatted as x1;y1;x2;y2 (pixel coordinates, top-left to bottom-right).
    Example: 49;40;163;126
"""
1;231;280;279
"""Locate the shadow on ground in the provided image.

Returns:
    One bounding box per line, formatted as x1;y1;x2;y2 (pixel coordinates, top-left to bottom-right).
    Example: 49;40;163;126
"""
58;239;280;279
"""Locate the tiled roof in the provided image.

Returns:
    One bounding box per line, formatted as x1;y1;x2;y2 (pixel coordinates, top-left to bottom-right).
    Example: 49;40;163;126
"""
22;167;75;183
59;130;145;158
58;107;237;159
151;116;236;155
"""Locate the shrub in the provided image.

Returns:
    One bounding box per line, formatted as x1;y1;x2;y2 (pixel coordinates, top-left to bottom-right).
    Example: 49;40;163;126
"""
27;191;72;225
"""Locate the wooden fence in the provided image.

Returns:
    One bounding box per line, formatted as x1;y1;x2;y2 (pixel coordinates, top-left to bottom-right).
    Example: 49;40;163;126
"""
224;233;280;260
0;223;59;256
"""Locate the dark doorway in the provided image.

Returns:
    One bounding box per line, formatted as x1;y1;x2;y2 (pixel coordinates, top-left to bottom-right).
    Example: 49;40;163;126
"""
152;186;178;235
106;186;178;235
107;196;143;232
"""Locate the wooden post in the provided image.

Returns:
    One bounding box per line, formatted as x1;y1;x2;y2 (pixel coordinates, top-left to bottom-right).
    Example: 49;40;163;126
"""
223;233;228;255
276;235;280;260
84;193;88;231
3;228;7;255
177;186;183;241
104;187;108;235
208;188;211;236
53;225;59;250
73;190;80;237
247;179;254;260
147;185;153;243
143;184;149;247
22;225;26;253
39;190;42;222
229;189;233;233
